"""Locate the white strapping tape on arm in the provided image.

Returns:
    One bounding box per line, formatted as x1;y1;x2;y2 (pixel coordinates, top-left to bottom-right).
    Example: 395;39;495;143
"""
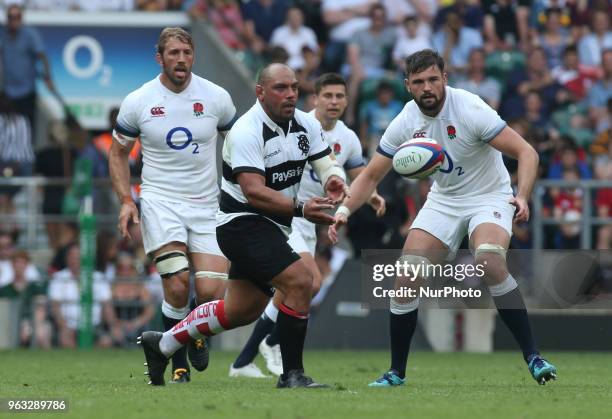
335;205;351;218
112;129;137;147
311;154;346;187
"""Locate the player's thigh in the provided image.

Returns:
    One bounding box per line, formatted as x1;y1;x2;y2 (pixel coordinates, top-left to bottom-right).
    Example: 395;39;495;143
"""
300;252;322;295
467;196;514;249
408;202;465;259
403;228;449;260
191;252;229;301
394;228;450;302
217;216;302;300
140;198;189;255
223;279;270;327
470;223;511;250
272;250;320;306
153;242;190;305
468;197;513;272
270;257;312;297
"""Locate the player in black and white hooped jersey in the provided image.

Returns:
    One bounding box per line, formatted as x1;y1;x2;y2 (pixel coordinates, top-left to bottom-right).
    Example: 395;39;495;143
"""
229;73;386;378
109;28;236;384
137;63;350;388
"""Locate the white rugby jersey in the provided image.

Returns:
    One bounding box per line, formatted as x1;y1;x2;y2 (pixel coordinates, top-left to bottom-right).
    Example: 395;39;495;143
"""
297;110;364;202
218;101;331;232
113;74;236;206
378;86;511;197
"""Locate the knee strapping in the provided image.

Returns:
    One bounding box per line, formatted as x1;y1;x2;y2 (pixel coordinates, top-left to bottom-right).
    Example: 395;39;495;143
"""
195;271;229;281
155;251;189;278
475;243;507;260
397;254;432;280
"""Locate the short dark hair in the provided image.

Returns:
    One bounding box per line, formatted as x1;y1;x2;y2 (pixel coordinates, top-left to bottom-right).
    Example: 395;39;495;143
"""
545;7;562;18
369;3;386;17
403;15;417;24
314;73;347;94
404;49;445;77
469;47;485;59
563;45;578;56
376;79;394;93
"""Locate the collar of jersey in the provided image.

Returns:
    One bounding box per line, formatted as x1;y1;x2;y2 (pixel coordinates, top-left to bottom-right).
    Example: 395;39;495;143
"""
308;108;342;135
254;100;293;135
156;74;194;96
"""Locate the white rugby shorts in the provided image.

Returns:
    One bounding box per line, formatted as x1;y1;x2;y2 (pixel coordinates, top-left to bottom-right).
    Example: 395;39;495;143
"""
287;216;316;256
410;192;515;254
140;197;224;257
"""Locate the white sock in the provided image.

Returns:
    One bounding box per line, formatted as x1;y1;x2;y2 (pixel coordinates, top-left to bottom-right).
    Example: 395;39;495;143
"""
488;274;518;297
264;300;279;322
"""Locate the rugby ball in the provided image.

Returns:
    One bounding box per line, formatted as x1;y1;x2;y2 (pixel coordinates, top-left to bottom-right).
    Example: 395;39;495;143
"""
392;138;445;179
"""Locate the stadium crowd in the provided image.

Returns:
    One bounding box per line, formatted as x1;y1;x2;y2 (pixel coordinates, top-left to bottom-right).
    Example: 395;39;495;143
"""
0;0;611;348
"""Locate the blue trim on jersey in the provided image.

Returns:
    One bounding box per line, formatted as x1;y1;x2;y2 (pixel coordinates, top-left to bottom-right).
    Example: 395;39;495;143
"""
376;145;394;159
114;123;140;138
218;114;238;132
482;122;507;143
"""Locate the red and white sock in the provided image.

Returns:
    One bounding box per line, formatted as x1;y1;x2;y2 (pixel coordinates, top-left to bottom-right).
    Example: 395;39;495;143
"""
158;300;230;356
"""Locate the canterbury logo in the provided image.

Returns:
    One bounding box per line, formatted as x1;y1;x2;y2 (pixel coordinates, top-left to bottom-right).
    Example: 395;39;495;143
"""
413;131;427;138
150;107;165;116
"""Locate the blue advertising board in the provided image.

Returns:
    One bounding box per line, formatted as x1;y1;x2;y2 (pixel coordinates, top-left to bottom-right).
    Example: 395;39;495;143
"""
21;12;189;129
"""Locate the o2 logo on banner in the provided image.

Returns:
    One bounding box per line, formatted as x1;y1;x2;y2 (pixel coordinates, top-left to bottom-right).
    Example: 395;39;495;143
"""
63;35;112;86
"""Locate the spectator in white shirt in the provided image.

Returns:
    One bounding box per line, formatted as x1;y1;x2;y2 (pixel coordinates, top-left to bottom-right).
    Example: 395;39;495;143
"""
392;15;432;73
578;10;612;67
270;6;318;70
48;243;119;348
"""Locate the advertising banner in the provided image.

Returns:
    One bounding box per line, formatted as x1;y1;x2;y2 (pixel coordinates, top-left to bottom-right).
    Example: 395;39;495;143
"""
22;12;189;129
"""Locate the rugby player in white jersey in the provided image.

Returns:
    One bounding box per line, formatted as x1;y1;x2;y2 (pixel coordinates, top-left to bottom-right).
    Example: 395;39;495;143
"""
109;28;236;383
329;49;557;386
229;73;387;378
137;63;350;388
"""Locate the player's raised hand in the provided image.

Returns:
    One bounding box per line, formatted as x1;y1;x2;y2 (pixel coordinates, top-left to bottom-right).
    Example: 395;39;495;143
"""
368;192;386;217
510;195;530;223
324;175;350;204
304;197;335;224
118;200;139;239
328;212;348;245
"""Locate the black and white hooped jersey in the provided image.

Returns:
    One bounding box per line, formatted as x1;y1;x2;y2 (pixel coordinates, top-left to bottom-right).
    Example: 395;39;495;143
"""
218;101;331;232
113;74;236;207
378;86;511;197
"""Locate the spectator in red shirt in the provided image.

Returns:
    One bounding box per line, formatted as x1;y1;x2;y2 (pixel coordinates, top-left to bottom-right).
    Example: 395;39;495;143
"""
553;168;583;249
186;0;248;50
552;45;600;100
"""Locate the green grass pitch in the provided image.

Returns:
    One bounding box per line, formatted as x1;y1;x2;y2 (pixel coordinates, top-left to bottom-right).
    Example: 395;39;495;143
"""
1;350;611;418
